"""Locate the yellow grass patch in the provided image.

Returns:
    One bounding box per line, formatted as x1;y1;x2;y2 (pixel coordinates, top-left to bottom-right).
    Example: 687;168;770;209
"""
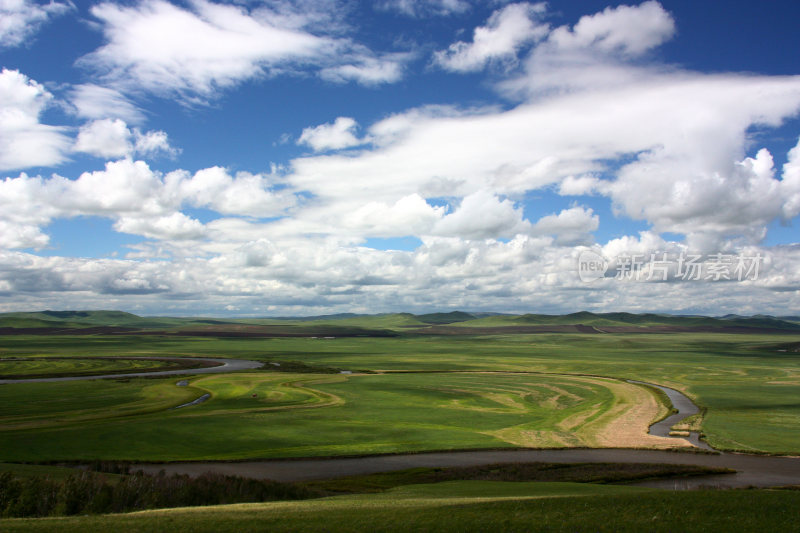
575;378;691;449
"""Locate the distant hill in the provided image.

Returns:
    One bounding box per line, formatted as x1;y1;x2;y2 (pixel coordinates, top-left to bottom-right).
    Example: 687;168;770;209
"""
0;310;238;330
415;311;477;324
1;309;798;335
449;311;800;332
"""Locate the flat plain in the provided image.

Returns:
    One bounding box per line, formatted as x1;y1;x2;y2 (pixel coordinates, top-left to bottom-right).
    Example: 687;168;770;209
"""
1;317;799;458
1;311;800;530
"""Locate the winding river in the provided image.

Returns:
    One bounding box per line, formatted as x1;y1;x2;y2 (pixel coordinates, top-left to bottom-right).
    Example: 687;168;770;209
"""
132;447;800;490
627;379;714;451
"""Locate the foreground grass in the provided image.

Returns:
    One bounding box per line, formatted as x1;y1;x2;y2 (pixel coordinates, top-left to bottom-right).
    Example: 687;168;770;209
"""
3;481;799;533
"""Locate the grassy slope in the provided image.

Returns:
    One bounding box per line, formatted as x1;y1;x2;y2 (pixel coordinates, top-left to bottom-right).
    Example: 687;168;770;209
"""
3;482;799;533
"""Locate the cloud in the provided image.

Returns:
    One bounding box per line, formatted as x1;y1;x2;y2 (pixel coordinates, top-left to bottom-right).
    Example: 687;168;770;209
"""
606;137;800;246
548;0;675;57
781;137;800;220
175;166;293;218
558;174;604;196
285;2;800;247
434;2;548;72
73;118;132;158
297;117;364;152
0;68;71;171
531;206;599;245
343;194;445;236
0;0;73;48
73;118;178;159
0;159;294;250
433;190;531;239
1;230;799;315
378;0;470;17
69;84;145;124
498;1;677;100
81;0;409;100
319;54;406;86
134;128;178;158
54;158;168;215
2;1;800;315
114;212;206;240
0;219;49;249
81;0;327;97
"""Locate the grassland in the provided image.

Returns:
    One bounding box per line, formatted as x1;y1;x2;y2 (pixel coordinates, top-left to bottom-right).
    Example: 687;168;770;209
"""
0;329;799;455
1;312;799;531
3;481;799;533
0;378;202;433
0;357;201;379
0;371;681;461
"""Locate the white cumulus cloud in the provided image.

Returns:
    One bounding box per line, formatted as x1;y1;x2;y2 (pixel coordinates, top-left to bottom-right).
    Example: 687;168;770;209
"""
297;117;364;152
81;0;410;100
73;118;132;159
73;118;178;159
175;166;293;218
0;68;71;171
433;190;531;239
434;2;548;72
548;0;675;57
531;206;599;245
114;212;206;241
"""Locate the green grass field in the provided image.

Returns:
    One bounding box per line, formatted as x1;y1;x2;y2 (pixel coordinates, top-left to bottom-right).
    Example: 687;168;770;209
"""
0;370;674;461
0;357;188;379
0;331;799;456
1;319;800;531
3;481;799;533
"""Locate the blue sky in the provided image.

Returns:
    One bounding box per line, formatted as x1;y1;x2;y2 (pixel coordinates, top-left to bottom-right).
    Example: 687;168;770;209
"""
1;0;800;316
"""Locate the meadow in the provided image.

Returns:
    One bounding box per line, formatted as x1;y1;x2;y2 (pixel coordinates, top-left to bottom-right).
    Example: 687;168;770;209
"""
0;370;677;462
1;313;800;531
0;357;204;379
0;328;798;457
3;481;799;533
